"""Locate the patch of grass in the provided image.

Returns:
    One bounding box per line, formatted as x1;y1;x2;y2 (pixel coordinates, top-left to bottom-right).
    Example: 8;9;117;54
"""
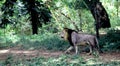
99;29;120;51
0;55;87;66
1;54;120;66
0;32;69;51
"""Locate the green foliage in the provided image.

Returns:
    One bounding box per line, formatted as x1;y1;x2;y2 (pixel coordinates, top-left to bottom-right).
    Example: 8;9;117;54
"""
0;55;85;66
45;0;95;33
0;30;69;51
99;29;120;51
0;0;51;28
1;54;120;66
0;0;120;66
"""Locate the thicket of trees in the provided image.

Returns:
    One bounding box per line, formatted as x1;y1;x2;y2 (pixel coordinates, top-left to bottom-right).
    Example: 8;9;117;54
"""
0;0;120;33
0;0;51;34
0;0;120;65
0;0;120;49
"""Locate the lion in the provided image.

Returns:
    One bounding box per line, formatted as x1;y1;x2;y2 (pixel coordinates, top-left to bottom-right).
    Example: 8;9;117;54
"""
60;28;102;55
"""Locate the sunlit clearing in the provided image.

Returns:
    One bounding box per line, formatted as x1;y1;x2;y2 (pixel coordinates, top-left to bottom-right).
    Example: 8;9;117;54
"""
0;49;9;53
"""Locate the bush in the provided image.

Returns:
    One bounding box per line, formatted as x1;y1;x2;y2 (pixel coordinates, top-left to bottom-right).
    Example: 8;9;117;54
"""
99;29;120;51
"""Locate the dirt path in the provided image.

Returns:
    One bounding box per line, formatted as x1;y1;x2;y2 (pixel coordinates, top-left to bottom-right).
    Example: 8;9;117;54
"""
0;48;120;63
0;48;63;60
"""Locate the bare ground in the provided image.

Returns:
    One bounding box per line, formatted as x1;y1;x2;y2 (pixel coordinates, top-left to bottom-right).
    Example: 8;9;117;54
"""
0;47;120;63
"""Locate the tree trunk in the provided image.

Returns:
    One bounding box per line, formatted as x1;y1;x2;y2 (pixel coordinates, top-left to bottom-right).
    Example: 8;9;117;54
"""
27;0;39;34
84;0;111;38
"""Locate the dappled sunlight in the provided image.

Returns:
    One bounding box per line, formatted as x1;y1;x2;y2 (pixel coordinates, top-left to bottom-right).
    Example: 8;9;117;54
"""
10;50;37;54
0;48;63;60
0;48;120;65
0;48;120;62
115;26;120;30
0;49;10;53
0;0;120;65
85;58;103;65
0;49;38;55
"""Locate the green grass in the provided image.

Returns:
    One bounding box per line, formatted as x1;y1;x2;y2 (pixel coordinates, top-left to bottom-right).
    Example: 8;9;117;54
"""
0;32;69;51
0;54;120;66
99;29;120;51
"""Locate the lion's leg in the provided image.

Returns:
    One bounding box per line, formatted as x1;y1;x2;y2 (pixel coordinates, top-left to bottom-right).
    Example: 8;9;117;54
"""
89;46;93;54
86;41;92;55
64;46;73;54
87;45;93;55
75;45;78;54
